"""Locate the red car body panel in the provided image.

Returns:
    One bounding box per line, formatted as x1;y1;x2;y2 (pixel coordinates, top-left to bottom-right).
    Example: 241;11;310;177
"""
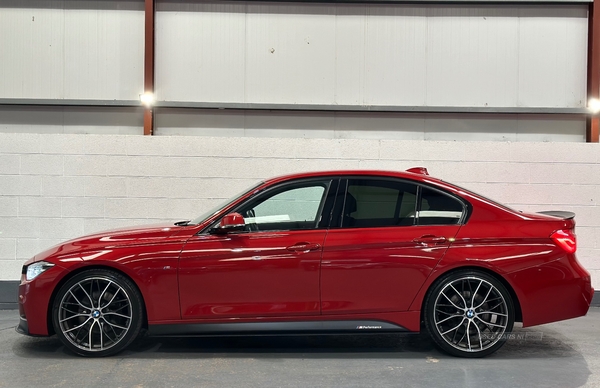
17;169;593;338
178;230;325;319
321;224;461;314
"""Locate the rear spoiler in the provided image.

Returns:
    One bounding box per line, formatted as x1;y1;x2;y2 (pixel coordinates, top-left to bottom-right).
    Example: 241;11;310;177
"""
537;211;575;220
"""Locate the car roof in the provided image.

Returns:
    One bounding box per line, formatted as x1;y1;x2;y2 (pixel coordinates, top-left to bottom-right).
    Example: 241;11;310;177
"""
263;169;442;186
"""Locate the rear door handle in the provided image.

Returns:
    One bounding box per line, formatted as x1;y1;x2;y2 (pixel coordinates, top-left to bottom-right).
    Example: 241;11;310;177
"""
287;242;321;252
413;235;447;244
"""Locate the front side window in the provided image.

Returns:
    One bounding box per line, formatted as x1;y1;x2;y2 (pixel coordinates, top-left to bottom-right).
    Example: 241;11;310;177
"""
237;182;328;232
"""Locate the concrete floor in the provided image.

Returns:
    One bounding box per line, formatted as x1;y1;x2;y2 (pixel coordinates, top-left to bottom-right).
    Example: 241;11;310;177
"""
0;308;598;388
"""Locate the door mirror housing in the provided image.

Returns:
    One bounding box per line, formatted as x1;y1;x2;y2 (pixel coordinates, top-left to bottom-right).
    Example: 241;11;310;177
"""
211;212;246;234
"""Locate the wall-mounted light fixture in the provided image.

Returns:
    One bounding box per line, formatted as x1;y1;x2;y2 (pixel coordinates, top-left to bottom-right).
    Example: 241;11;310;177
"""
588;98;600;114
140;92;155;107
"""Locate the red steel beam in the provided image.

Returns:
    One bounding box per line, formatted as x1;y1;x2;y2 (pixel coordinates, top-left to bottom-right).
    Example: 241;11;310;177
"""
588;0;600;142
143;0;155;136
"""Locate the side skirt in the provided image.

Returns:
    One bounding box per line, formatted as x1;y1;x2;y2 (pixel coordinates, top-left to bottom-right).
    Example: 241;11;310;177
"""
148;320;408;337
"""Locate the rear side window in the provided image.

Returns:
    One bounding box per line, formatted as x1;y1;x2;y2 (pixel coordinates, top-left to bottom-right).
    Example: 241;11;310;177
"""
343;179;418;228
418;187;464;225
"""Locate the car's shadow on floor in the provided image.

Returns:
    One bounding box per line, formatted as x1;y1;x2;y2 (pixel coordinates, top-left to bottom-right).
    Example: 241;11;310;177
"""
129;332;438;359
12;326;582;361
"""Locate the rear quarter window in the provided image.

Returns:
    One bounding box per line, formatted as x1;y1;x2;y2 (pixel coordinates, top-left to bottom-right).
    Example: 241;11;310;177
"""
418;187;464;225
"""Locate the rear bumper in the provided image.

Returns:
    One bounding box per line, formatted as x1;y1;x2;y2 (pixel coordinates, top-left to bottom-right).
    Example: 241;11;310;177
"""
509;253;593;327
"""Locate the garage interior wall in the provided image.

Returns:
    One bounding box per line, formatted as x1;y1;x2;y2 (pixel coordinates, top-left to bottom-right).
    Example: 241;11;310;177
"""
0;0;598;298
0;1;590;141
0;0;144;100
0;133;599;288
156;2;588;109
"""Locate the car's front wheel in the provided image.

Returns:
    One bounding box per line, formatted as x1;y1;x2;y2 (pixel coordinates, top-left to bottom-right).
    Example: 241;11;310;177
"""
51;269;143;357
423;270;515;358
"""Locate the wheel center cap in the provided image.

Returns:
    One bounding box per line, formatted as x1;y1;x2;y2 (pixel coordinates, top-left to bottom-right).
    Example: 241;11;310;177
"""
466;309;475;318
91;310;101;318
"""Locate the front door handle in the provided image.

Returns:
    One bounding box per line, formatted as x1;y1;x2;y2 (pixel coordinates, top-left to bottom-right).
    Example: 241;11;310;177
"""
413;235;447;245
287;242;321;252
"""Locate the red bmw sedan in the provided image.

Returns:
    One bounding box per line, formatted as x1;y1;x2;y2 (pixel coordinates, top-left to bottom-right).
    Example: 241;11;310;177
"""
17;168;593;357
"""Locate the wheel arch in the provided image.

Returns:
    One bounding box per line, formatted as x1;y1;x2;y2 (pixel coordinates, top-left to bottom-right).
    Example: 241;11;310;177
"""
46;265;148;336
419;266;523;325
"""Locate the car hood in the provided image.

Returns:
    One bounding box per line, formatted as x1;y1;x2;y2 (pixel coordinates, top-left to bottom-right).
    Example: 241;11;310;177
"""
32;222;195;263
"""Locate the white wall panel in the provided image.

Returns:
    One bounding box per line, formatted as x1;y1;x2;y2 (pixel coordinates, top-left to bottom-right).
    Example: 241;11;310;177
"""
0;1;144;100
426;7;520;107
156;2;587;109
0;106;143;134
363;6;428;105
245;4;337;104
155;2;246;103
154;108;585;142
0;3;65;99
62;2;144;100
516;115;587;142
333;6;367;105
518;6;589;108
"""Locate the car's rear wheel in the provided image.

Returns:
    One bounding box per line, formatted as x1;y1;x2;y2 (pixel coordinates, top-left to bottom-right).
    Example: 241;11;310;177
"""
51;269;143;357
424;270;515;358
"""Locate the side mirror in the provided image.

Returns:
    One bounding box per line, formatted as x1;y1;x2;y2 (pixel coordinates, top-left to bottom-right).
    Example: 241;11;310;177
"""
211;212;245;234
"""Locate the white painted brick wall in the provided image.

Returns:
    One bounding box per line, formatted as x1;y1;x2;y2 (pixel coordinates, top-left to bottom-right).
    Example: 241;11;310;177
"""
19;197;62;218
0;133;598;288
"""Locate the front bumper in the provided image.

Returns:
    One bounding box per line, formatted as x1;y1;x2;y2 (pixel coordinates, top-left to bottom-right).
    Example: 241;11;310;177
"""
16;317;29;336
17;264;67;337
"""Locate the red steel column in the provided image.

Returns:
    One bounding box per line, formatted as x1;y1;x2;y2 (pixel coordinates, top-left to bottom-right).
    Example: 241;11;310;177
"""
588;0;600;142
143;0;155;136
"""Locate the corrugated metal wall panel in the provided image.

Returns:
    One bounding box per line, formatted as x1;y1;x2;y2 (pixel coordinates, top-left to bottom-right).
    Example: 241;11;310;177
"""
244;3;337;104
518;6;589;108
0;4;65;99
334;5;367;106
155;1;246;103
0;1;144;100
156;2;588;109
0;105;585;142
153;108;586;142
425;7;520;107
363;6;428;105
62;4;144;100
0;106;142;134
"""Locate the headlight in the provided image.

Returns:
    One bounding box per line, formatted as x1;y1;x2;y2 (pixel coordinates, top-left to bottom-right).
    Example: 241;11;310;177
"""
25;261;54;281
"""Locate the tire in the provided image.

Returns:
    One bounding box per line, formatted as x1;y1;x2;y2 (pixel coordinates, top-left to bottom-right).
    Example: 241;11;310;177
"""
51;269;144;357
423;270;515;358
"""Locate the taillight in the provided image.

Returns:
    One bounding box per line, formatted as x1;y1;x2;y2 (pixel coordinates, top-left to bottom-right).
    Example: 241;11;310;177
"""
551;229;576;253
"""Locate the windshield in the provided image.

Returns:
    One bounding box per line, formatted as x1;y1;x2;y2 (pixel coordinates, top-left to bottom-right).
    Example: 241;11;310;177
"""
190;181;264;225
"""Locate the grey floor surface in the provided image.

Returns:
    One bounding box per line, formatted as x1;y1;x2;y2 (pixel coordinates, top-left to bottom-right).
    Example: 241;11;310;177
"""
0;308;598;388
